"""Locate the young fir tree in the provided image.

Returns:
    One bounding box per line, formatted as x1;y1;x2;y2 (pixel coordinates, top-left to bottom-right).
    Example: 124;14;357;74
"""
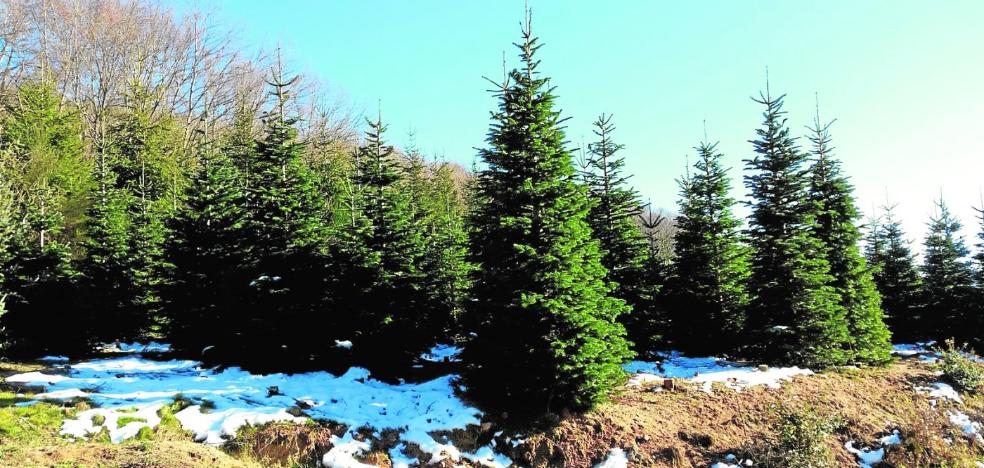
921;198;975;343
462;15;633;412
582;114;652;351
165;135;247;353
743;88;850;368
870;205;922;341
420;161;473;335
669;139;750;355
128;165;168;336
79;180;139;344
0;185;82;356
806;112;891;364
237;67;328;366
346;115;430;360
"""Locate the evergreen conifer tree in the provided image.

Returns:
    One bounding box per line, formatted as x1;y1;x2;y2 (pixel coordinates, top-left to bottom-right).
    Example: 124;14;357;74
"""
806;111;891;364
871;205;922;341
165;136;247;353
344;115;431;361
420;162;473;336
236;66;328;366
669;139;750;355
582;114;652;351
462;15;633;412
921;198;975;343
743;87;850;368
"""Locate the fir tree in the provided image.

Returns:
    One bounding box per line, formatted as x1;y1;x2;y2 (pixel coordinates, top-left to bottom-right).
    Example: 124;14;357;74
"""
0;184;82;355
346;115;430;360
582;114;652;351
79;183;138;344
806;111;891;364
871;205;922;341
1;80;92;244
236;66;329;366
669;139;750;355
462;15;633;412
921;198;975;343
743;87;850;368
420;162;473;335
164;137;247;353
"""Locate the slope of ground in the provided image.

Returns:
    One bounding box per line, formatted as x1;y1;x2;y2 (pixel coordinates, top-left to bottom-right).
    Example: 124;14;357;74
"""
1;346;982;467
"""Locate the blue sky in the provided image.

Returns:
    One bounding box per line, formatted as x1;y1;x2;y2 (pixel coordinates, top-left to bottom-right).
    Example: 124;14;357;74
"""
193;1;984;246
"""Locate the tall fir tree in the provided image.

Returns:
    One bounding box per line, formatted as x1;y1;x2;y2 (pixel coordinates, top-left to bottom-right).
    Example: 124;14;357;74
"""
806;111;891;364
346;115;431;361
921;198;975;344
164;135;247;353
669;139;750;355
582;114;653;351
743;87;850;368
236;65;329;367
870;205;922;341
462;15;633;412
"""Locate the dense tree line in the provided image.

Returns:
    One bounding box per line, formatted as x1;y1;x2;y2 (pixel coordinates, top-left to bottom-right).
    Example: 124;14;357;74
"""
0;4;981;414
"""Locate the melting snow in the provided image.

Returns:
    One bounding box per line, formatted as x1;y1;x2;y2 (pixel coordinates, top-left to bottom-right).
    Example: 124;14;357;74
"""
421;344;462;363
845;441;885;467
948;410;984;443
594;447;628;468
624;352;812;393
6;346;509;466
39;355;69;362
915;382;963;403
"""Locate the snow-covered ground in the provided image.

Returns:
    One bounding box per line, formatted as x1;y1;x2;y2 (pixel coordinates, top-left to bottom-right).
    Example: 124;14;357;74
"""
624;352;812;393
6;344;509;467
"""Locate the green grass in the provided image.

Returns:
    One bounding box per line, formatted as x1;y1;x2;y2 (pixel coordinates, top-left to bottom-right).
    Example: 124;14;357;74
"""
116;416;147;428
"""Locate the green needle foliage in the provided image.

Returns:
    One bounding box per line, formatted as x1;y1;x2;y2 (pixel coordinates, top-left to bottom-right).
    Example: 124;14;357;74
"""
867;205;922;342
921;198;975;344
806;111;891;365
743;88;850;368
462;14;633;413
669;139;750;355
582;114;653;352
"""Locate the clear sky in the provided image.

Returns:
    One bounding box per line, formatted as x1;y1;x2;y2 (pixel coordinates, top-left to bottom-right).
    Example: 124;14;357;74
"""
195;0;984;247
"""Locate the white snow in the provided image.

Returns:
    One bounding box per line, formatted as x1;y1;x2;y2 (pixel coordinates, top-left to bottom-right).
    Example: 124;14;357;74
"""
7;345;510;466
892;342;939;362
117;342;172;353
5;371;72;384
421;344;462;363
334;340;353;349
321;433;375;468
624;352;812;393
879;429;902;446
948;410;984;443
594;447;628;468
39;355;69;362
845;440;884;467
915;382;963;403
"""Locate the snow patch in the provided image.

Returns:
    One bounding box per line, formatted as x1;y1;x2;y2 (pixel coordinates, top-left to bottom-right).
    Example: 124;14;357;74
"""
624;352;812;393
594;447;628;468
334;340;353;349
948;410;984;443
845;440;884;467
915;382;963;403
39;355;69;362
7;344;508;466
421;344;462;363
